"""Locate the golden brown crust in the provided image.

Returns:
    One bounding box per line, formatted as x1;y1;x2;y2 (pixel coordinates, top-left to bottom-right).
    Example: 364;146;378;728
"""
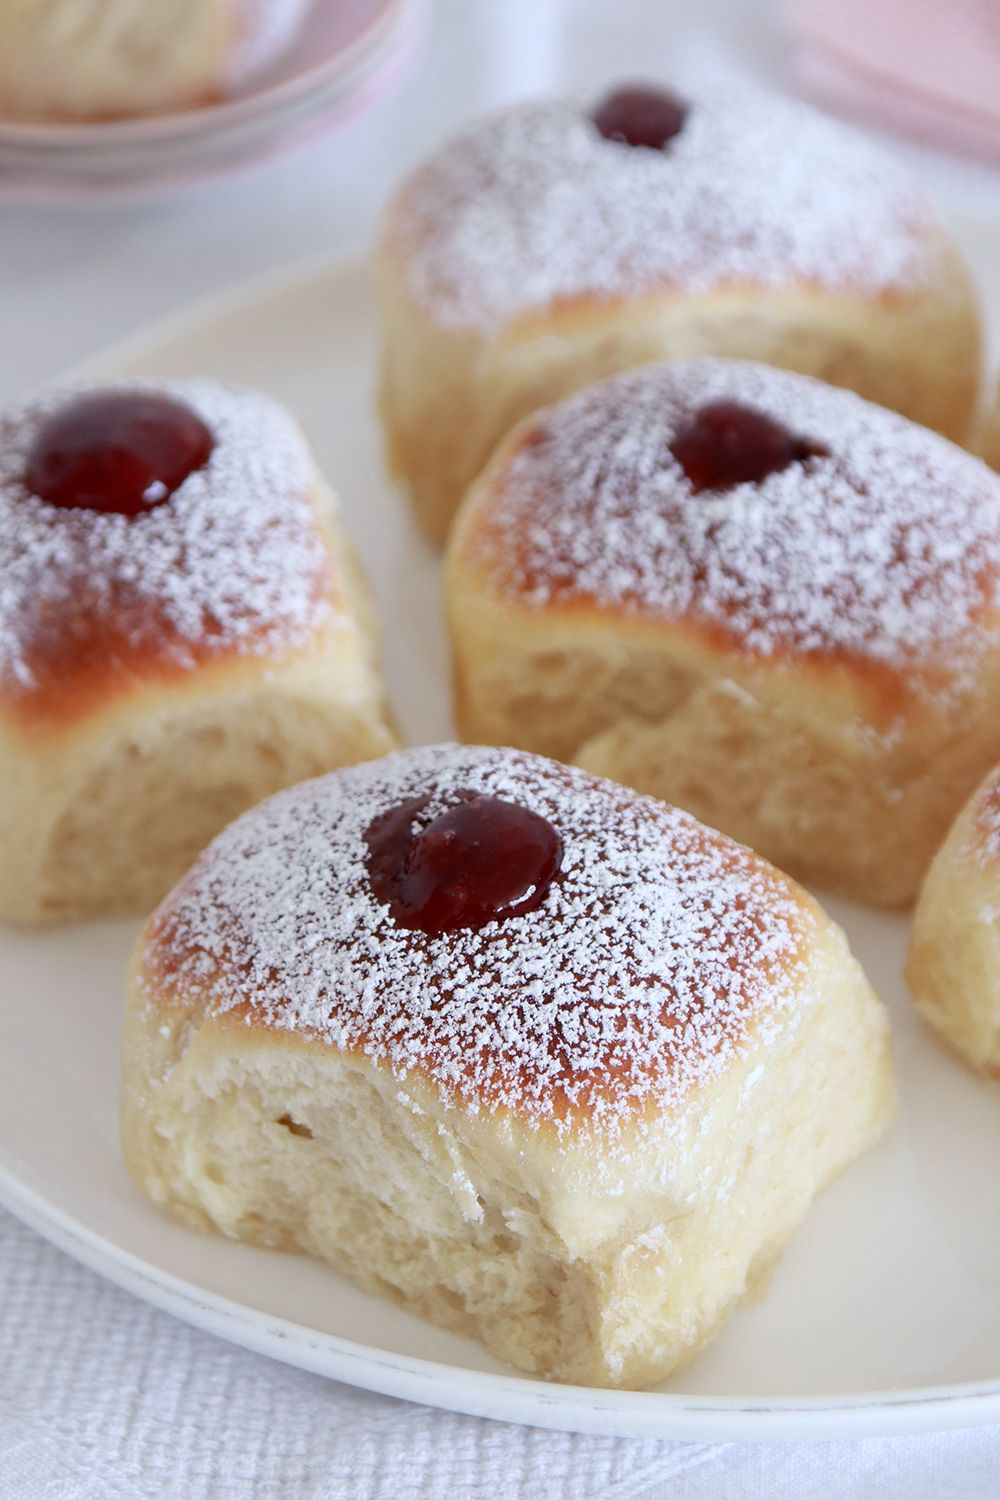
3;570;340;738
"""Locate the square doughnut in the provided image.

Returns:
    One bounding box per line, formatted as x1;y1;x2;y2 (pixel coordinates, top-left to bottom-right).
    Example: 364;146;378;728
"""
122;744;893;1388
446;359;1000;907
0;379;395;923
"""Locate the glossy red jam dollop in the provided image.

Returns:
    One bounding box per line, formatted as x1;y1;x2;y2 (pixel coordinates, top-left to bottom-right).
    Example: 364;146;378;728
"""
592;84;688;149
26;390;215;517
670;400;824;493
365;792;563;935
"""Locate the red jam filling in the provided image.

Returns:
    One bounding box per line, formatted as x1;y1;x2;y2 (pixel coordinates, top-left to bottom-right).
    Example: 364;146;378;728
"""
670;400;825;492
592;84;688;149
26;390;214;517
364;792;563;934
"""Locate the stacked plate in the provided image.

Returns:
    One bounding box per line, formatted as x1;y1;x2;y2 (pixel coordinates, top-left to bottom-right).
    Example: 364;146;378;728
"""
0;0;422;195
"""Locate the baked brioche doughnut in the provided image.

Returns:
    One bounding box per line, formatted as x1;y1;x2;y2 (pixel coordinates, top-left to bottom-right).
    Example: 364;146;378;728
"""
122;743;893;1389
907;764;1000;1073
0;0;309;122
378;84;981;543
446;359;1000;908
0;379;395;924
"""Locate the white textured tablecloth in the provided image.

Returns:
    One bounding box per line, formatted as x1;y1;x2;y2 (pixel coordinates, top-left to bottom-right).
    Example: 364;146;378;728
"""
4;1;1000;1495
6;1202;1000;1498
6;1206;1000;1500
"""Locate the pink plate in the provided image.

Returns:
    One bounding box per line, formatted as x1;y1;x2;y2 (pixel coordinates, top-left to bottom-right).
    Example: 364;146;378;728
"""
0;0;423;198
786;0;1000;165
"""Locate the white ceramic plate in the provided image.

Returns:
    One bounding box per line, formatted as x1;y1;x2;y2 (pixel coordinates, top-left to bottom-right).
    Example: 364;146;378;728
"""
0;0;421;196
2;222;1000;1442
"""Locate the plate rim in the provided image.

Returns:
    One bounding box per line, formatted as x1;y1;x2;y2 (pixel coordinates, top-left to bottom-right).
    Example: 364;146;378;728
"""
6;242;1000;1443
6;1161;1000;1443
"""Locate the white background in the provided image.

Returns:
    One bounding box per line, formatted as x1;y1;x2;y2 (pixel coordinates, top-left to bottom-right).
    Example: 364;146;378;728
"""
3;1;1000;1495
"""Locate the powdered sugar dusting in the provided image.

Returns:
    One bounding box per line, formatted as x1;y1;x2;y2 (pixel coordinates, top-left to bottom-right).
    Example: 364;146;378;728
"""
392;91;937;331
0;378;334;700
145;744;812;1138
467;360;1000;698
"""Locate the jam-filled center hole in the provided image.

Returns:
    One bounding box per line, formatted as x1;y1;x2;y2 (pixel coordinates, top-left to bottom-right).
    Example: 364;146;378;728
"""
364;791;563;935
592;84;688;150
670;399;827;493
26;389;215;517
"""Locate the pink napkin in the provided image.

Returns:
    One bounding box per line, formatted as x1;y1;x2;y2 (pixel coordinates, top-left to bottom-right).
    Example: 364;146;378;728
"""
787;0;1000;162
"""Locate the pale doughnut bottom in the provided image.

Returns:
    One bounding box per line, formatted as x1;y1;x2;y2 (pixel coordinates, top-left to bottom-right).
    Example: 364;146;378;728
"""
122;912;893;1389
